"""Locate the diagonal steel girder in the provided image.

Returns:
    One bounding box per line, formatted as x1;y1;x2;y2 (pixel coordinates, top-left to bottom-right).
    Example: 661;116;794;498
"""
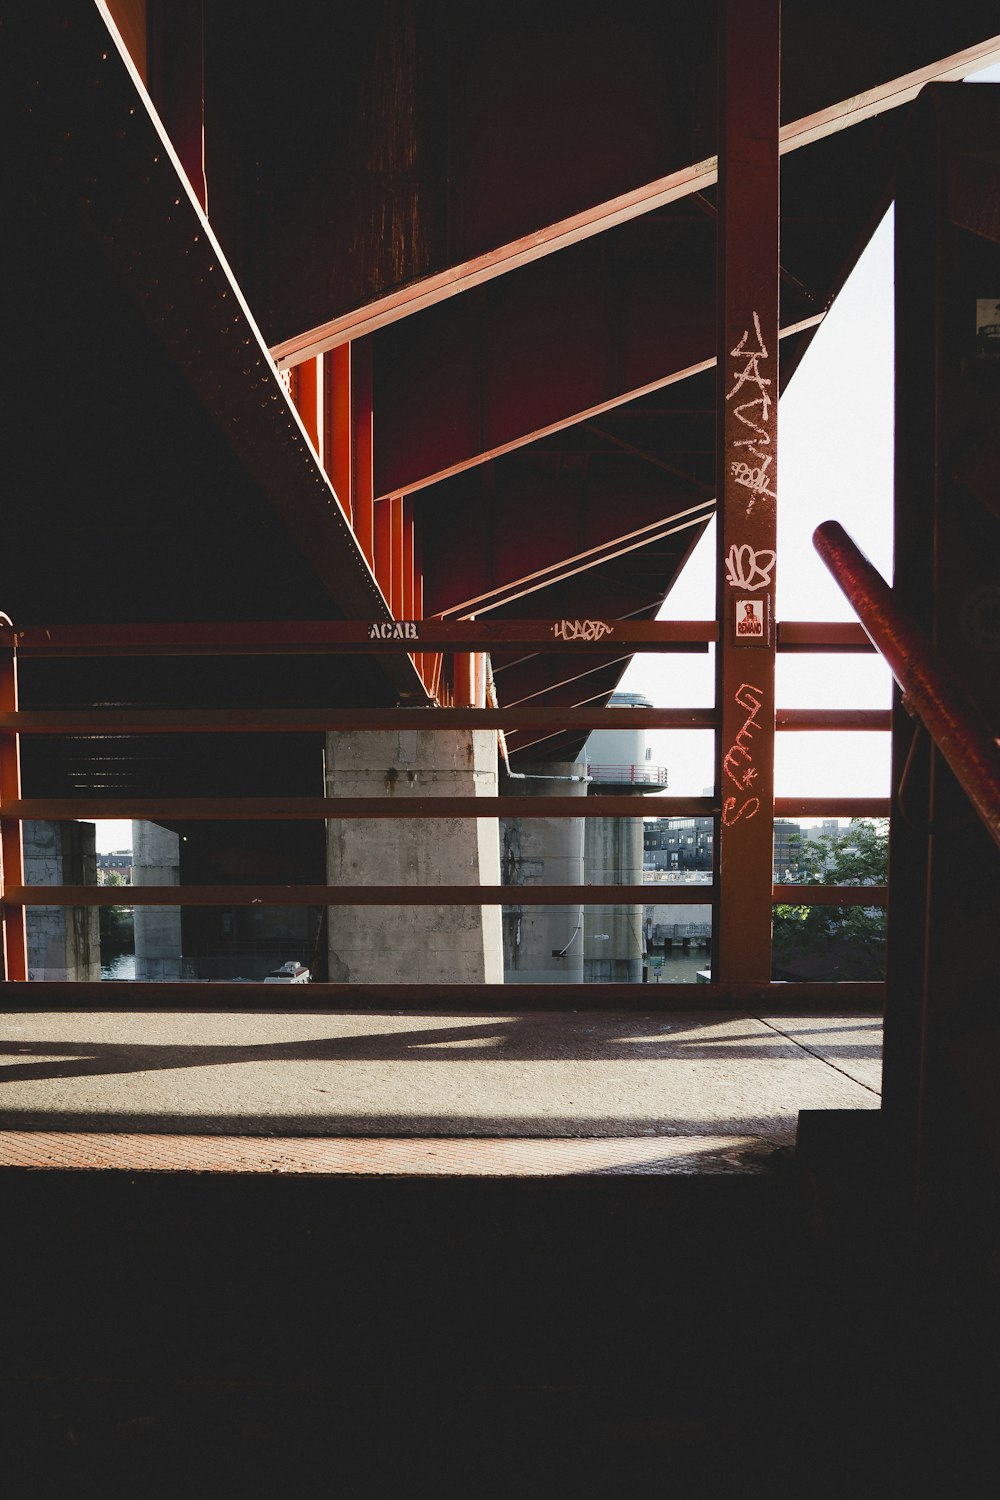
373;285;820;500
270;33;1000;369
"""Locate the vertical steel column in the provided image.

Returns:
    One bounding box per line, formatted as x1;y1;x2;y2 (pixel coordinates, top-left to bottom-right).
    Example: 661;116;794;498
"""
353;339;375;568
886;87;1000;1185
329;344;353;525
402;498;415;621
296;355;322;457
713;0;780;983
390;497;405;617
374;496;393;606
415;526;434;692
0;640;27;981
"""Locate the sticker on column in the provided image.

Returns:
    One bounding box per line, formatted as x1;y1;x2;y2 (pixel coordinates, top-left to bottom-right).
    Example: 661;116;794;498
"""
734;597;767;645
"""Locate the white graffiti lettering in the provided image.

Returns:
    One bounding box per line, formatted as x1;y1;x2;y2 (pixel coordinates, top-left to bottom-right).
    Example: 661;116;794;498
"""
725;312;775;514
368;621;419;640
553;619;614;642
724;544;775;591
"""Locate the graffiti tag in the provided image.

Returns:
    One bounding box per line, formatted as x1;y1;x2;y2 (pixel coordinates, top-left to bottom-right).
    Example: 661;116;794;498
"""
721;680;766;826
368;621;420;640
724;543;775;591
553;619;614;642
725;312;775;513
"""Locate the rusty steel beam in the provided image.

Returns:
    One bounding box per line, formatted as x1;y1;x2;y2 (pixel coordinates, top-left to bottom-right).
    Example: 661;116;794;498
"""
7;883;708;908
0;707;719;735
0;618;874;657
713;0;781;985
775;710;891;730
815;520;1000;851
23;3;423;703
0;618;718;657
327;343;352;522
775;620;873;651
373;313;821;502
773;884;888;907
352;338;375;566
774;798;890;818
434;502;716;618
0;979;881;1009
269;35;1000;369
0;644;27;982
0;978;884;1009
1;796;716;823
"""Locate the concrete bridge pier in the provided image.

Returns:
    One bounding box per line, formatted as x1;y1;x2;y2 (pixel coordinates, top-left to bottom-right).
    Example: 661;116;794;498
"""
23;820;100;981
501;762;588;984
584;814;644;984
132;821;182;981
325;729;503;983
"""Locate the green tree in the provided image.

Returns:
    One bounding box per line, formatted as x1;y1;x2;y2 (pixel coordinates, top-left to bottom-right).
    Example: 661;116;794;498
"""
771;818;888;981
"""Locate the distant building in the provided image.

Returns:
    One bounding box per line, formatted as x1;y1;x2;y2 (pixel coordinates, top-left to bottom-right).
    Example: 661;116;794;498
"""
644;816;803;880
643;816;714;872
773;820;802;881
97;850;133;883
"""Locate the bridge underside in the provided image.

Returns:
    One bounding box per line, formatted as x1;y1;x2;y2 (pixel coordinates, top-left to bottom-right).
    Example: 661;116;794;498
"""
3;5;1000;1487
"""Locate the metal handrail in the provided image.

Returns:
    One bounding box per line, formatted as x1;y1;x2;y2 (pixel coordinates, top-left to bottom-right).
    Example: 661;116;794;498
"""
814;520;1000;851
0;607;894;992
585;763;669;785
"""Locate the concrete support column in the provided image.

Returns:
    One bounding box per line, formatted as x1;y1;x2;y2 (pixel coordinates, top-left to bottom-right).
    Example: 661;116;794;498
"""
501;763;587;984
132;821;182;981
23;820;100;981
584;814;644;983
325;728;502;983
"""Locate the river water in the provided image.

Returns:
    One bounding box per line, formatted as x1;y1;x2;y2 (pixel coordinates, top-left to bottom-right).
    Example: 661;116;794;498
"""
101;953;136;980
646;948;710;985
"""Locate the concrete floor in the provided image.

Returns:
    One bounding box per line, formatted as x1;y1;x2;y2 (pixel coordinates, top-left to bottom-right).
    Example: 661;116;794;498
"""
0;1009;881;1169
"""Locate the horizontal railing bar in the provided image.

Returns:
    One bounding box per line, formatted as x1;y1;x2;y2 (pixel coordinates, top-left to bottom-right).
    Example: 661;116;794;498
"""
775;710;890;730
773;884;887;907
7;884;711;907
0;707;891;736
0;619;715;655
0;707;718;734
0;979;884;1011
1;796;716;822
1;619;872;657
775;621;875;652
773;798;890;817
0;794;890;821
4;883;885;908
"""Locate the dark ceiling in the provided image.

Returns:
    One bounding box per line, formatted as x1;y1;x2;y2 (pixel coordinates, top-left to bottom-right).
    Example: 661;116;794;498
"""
3;0;999;782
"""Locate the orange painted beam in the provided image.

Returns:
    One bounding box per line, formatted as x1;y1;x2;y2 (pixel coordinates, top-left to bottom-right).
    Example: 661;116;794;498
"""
353;339;374;567
295;355;321;454
328;344;352;523
390;497;404;617
0;646;27;981
374;491;393;605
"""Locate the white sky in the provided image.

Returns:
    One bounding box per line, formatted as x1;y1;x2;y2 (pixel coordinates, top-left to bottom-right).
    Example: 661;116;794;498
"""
626;61;1000;811
91;66;1000;852
622;205;896;805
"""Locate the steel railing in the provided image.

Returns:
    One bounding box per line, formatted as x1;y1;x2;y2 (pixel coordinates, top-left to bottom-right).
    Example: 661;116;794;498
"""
814;521;1000;851
0;614;891;1005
